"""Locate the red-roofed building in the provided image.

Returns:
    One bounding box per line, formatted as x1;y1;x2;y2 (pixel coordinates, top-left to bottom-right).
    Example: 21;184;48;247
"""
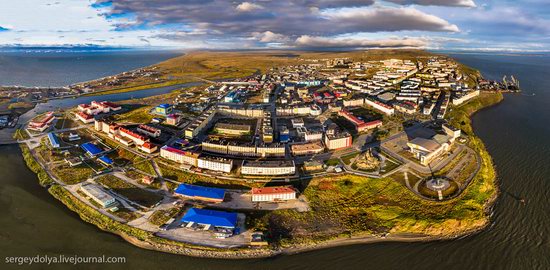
251;186;297;202
78;101;121;115
119;127;148;146
338;110;383;132
139;142;158;154
75;111;94;124
137;124;161;138
28;112;55;132
102;101;122;111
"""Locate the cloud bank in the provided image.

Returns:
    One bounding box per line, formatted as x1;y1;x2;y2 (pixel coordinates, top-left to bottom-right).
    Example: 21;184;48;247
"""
92;0;462;48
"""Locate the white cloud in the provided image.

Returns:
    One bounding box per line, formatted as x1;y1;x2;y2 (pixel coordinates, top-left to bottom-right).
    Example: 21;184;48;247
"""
252;31;289;43
323;7;460;32
236;2;264;12
386;0;476;8
295;35;428;48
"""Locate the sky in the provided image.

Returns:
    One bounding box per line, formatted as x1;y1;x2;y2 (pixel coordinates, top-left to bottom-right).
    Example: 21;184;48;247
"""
0;0;548;51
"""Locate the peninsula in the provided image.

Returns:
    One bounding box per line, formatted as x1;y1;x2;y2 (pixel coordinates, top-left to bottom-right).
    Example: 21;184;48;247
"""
16;50;505;259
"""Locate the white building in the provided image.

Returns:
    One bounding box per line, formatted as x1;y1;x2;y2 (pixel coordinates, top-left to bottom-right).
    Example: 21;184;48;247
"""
160;145;199;166
80;184;116;208
197;156;233;173
241;160;296;176
251;186;297;202
452;90;480;106
364;98;395;115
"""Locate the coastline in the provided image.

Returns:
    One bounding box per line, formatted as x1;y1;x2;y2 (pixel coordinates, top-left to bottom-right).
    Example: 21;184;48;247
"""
16;90;504;259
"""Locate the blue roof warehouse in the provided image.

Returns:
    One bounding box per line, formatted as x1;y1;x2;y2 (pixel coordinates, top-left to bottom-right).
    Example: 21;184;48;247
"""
47;132;60;148
98;155;113;166
181;208;238;229
81;142;104;157
174;183;226;203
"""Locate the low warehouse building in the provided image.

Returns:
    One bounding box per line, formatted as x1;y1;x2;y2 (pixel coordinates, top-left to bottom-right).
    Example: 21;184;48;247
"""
181;208;238;230
47;132;60;148
80;184;116;208
81;142;104;157
174;183;226;203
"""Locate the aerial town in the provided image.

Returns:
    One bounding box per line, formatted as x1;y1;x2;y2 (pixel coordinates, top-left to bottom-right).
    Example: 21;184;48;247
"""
21;55;495;251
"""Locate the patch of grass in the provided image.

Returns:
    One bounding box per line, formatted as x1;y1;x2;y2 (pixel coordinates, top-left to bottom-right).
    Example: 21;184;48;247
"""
341;153;359;165
325;158;341;166
112;207;141;222
20;144;54;186
95;174;163;208
114;105;154;123
148;207;181;226
51;164;95;185
13;129;30;140
132;157;156;175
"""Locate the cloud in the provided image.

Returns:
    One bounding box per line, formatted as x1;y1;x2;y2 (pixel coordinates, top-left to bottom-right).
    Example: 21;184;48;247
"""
295;35;428;49
322;7;460;32
252;31;289;43
236;2;264;12
386;0;477;7
466;6;550;35
94;1;460;40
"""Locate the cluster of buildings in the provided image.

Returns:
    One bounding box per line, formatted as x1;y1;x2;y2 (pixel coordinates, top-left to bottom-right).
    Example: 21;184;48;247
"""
94;119;158;153
78;55;482;180
172;182;298;237
75;101;121;124
327;57;481;120
71;66;162;94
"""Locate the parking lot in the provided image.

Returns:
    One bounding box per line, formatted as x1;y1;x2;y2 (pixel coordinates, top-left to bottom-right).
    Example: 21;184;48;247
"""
157;212;250;248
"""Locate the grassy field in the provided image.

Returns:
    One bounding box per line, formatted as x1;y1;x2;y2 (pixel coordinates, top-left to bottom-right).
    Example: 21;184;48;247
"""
95;174;163;208
20;144;55;186
113;105;154;123
341;153;359;165
51;164;95;185
148;207;181;226
325;158;341;166
13;128;30;140
132;157;156;175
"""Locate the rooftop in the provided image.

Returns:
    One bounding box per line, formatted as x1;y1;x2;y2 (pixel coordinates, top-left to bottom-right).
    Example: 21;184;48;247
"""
252;186;296;195
181;208;238;228
242;160;295;167
175;183;226;200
